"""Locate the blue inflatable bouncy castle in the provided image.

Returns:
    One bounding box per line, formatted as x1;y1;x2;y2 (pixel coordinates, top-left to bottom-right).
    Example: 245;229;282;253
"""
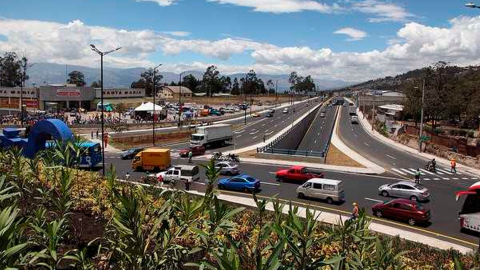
0;119;102;168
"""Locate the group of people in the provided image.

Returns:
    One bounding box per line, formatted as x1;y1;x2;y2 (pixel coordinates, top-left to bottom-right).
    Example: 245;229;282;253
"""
414;157;458;184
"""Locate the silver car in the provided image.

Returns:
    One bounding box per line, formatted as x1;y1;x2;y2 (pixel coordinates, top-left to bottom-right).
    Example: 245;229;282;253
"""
215;161;240;175
378;181;430;201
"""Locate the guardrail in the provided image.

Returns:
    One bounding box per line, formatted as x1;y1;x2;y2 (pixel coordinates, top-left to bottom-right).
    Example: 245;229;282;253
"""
256;147;325;157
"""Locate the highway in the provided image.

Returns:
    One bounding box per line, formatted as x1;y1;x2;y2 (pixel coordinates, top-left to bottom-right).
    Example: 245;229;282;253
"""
297;103;338;153
101;97;480;249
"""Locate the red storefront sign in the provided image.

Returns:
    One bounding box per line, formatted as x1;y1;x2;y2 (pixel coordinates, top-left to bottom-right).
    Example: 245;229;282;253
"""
24;100;38;108
56;89;81;97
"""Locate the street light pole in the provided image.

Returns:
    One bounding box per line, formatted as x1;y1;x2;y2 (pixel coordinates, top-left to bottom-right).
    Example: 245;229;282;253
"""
152;64;162;146
90;44;122;176
178;71;186;127
244;78;247;125
418;79;426;152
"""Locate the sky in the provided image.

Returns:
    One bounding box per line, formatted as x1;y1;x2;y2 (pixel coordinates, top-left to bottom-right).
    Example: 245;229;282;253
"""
1;0;480;82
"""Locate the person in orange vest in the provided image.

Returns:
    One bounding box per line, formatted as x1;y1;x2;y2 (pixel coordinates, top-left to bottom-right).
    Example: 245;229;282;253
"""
104;133;109;148
451;158;457;173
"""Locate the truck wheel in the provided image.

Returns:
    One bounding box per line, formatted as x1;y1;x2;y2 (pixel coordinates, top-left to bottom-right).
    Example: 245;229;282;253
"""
298;193;305;199
276;177;283;182
326;197;333;204
381;191;389;197
408;218;416;226
218;184;224;189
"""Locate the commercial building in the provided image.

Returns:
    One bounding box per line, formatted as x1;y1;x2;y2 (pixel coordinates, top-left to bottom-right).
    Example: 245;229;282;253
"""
160;86;193;99
0;85;145;112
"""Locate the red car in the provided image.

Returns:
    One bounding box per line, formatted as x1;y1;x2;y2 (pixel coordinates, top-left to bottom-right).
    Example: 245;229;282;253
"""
372;199;430;226
179;146;206;157
275;166;324;182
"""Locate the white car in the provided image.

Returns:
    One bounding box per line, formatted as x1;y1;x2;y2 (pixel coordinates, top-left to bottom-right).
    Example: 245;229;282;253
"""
351;115;359;124
283;108;289;114
215;161;240;175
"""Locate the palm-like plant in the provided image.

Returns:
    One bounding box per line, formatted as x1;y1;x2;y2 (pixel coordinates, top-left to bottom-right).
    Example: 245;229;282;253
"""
0;206;31;269
200;158;222;206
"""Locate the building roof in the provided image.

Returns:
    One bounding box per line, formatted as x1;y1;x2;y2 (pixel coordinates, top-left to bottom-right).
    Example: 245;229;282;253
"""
378;104;404;112
164;86;193;94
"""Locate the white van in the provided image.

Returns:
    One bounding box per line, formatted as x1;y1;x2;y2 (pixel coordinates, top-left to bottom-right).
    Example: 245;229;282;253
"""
296;178;345;204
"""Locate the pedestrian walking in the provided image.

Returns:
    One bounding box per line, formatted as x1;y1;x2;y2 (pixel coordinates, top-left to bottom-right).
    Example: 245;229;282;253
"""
188;150;193;163
96;129;99;139
91;131;94;139
185;178;191;191
263;134;266;143
125;172;130;181
451;158;457;173
414;168;421;184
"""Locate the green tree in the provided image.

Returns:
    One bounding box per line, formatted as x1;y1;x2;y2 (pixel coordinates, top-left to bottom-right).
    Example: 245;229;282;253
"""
67;71;86;87
90;80;101;88
231;77;240;95
0;52;23;87
181;74;200;93
201;65;221;96
267;79;275;94
131;68;163;97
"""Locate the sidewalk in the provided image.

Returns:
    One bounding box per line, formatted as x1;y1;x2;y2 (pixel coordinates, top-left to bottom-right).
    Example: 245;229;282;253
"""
351;98;480;178
82;136;122;153
117;178;473;254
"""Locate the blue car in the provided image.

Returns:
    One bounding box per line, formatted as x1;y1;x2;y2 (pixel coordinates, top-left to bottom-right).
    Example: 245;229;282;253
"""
218;174;261;192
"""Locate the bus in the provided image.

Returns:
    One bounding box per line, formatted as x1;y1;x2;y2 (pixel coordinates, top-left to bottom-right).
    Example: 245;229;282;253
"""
45;141;102;169
456;182;480;232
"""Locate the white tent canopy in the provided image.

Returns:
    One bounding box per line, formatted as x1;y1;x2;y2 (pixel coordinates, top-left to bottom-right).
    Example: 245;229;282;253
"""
134;102;164;113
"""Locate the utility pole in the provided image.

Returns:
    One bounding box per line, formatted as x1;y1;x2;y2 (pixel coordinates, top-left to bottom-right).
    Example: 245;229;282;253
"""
178;71;186;127
275;80;278;106
152;64;162;146
372;91;376;132
419;79;426;152
90;44;122;176
244;77;247;125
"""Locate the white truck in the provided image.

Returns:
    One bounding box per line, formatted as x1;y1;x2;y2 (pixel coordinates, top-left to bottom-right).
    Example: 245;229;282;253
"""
190;124;233;147
156;165;200;183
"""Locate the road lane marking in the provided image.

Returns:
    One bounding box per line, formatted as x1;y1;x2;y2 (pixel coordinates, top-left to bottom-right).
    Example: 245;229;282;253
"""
262;182;280;186
462;177;469;180
269;172;276;174
237;135;243;138
392;168;406;175
250;131;259;135
266;131;274;135
262;124;266;127
314;140;317;144
236;129;245;134
364;143;370;147
452;178;459;180
424;178;430;181
433;178;440;180
400;169;415;175
365;197;383;203
420;169;435;175
253;136;258;139
442;178;449;180
436;168;452;175
386;154;396;160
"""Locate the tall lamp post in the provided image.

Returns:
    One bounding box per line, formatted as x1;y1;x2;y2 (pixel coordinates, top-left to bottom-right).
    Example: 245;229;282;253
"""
90;44;122;176
152;64;162;146
417;79;426;152
19;62;35;128
178;71;186;127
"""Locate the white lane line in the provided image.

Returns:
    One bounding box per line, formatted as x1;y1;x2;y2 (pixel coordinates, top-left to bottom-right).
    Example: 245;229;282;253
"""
318;133;320;136
400;169;415;175
266;131;274;135
392;168;406;175
386;154;396;160
253;136;258;139
351;129;354;132
314;140;317;144
281;121;285;123
274;124;278;127
194;182;206;185
420;169;435;175
442;178;450;180
424;178;430;181
365;197;383;203
452;178;459;180
364;143;370;147
262;124;266;127
263;182;280;186
472;178;479;180
250;131;259;135
270;120;274;123
237;134;243;138
433;178;441;180
436;168;452;175
462;177;469;180
269;172;276;175
236;130;245;134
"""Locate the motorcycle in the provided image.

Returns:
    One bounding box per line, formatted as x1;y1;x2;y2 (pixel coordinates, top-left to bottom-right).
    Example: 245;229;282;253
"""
212;152;240;163
425;162;436;173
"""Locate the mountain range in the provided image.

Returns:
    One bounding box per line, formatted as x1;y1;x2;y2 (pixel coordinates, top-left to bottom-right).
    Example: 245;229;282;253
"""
25;63;353;91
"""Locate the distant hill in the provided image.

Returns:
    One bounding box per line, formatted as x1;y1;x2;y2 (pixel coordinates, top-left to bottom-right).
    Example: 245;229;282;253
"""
339;65;473;92
25;62;352;91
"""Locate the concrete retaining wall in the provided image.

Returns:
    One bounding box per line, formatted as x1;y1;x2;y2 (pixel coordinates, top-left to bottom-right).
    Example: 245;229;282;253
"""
272;106;320;150
255;152;325;163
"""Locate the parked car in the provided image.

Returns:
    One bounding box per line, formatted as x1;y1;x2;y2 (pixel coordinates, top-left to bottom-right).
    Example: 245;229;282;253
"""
276;165;324;182
378;181;430;201
251;112;260;117
268;108;275;113
179;146;206;157
217;174;260;192
215;161;240;175
296;178;345;204
121;147;145;160
283;108;289;114
265;112;273;118
320;112;326;118
372;199;430;226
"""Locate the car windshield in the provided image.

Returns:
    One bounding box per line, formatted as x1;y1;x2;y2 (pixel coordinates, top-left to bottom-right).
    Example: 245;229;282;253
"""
245;177;257;182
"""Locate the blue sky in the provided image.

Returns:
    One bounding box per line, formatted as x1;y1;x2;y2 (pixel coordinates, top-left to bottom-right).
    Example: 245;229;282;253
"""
1;0;480;82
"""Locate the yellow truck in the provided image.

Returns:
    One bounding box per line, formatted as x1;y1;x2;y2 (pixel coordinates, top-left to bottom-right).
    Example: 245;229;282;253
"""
132;148;171;171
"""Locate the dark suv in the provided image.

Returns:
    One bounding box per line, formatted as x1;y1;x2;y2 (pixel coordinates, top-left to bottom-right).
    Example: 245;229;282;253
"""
372;199;430;226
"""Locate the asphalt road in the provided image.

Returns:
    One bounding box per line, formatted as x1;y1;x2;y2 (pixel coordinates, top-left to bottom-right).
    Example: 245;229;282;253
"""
104;153;478;249
297;104;338;153
156;98;322;154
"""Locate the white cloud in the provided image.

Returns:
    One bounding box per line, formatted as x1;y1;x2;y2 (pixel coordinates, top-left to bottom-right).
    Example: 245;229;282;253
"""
2;16;480;82
353;0;414;23
162;31;191;37
205;0;340;13
334;27;367;41
135;0;178;6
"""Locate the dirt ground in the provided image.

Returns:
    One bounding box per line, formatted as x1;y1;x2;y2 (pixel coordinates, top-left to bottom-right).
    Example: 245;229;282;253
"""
237;149;257;158
325;144;364;167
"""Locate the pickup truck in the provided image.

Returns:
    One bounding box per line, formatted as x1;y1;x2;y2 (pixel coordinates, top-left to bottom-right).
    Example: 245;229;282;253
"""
156;165;200;183
275;166;324;182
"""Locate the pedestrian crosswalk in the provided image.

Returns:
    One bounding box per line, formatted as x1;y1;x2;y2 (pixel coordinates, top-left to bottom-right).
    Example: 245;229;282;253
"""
390;167;478;181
